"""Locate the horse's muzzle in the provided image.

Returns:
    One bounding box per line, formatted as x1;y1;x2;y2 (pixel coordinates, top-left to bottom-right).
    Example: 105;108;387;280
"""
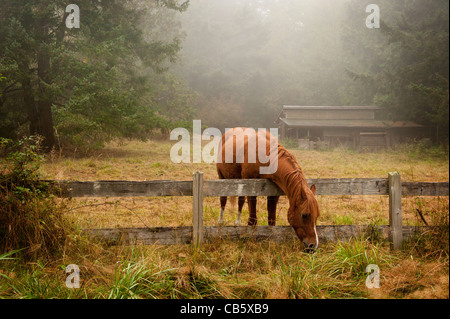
303;241;316;253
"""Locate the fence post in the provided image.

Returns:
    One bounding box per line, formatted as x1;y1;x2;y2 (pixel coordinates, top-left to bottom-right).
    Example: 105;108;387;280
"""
193;171;204;247
388;172;402;250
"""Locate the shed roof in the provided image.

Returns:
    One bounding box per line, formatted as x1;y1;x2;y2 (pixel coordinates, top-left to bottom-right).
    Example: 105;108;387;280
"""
279;118;423;128
282;105;380;110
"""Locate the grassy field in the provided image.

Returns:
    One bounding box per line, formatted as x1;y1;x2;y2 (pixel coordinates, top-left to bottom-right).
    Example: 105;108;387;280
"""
41;139;449;229
0;139;448;299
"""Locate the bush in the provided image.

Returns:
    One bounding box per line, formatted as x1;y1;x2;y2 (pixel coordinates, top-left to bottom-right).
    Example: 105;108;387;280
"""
0;136;73;260
408;197;449;259
394;140;449;161
279;138;299;150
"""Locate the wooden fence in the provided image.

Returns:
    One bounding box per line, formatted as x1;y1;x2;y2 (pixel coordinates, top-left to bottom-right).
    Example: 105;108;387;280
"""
51;172;449;250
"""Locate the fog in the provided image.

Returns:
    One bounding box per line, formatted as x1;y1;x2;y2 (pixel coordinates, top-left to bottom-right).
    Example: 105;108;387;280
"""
175;0;364;129
0;0;447;147
173;0;448;141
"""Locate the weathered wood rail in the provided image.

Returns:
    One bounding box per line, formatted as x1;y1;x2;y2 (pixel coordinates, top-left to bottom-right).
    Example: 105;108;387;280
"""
52;178;448;198
49;173;449;250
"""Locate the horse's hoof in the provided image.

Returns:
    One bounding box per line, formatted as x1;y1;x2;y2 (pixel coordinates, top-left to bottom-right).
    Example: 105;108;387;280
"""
218;220;224;226
234;220;241;226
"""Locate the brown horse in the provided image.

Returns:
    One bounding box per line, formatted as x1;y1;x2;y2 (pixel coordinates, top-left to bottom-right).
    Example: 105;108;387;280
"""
216;127;320;251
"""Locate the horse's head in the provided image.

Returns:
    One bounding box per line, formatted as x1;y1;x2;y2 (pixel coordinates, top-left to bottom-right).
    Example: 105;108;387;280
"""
288;184;320;252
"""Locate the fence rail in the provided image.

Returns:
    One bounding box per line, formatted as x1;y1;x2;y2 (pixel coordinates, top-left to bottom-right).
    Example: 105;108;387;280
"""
83;225;434;246
52;178;448;197
49;173;449;250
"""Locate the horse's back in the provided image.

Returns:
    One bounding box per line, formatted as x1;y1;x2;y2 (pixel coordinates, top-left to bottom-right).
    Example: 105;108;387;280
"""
216;127;277;179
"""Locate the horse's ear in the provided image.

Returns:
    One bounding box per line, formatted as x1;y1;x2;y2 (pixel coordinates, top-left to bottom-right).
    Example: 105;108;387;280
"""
300;186;307;200
310;184;316;195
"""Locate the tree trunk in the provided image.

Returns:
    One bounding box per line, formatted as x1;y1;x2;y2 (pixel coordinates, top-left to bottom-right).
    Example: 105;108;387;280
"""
36;16;56;151
21;72;39;136
37;52;56;151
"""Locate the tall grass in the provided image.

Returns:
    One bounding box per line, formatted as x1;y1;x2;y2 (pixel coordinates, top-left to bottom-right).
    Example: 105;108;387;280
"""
0;259;89;299
0;138;447;299
273;237;394;299
0;236;443;299
0;137;78;261
104;247;230;299
108;259;162;299
333;238;386;278
392;140;449;162
407;197;449;259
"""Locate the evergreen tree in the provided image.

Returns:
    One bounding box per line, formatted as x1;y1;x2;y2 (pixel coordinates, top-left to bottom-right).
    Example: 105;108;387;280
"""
342;0;449;142
0;0;192;150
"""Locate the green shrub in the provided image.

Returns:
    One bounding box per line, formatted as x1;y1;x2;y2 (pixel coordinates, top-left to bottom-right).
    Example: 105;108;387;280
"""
279;138;299;150
0;136;73;260
408;197;449;259
394;140;449;161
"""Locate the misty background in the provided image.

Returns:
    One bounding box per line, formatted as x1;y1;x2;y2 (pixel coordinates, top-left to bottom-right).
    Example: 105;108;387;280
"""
0;0;448;151
175;0;449;134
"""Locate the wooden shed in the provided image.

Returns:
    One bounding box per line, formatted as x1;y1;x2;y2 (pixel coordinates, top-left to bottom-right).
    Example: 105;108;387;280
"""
276;106;424;151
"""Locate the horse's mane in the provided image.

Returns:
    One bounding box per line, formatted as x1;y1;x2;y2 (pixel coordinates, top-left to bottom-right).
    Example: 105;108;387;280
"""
277;144;304;177
277;144;309;200
277;144;320;225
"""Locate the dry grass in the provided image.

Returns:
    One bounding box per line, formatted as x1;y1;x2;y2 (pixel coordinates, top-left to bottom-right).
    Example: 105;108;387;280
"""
42;139;449;182
368;259;449;299
0;139;447;299
42;139;448;229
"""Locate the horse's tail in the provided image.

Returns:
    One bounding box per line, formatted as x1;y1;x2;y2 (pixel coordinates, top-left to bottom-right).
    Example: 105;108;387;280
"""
229;196;236;211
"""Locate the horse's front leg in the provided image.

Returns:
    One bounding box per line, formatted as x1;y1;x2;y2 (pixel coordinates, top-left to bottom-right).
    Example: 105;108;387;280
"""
247;196;257;226
267;196;279;226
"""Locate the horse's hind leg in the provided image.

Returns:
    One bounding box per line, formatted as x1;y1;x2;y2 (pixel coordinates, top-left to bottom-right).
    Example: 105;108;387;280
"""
267;196;279;226
235;196;245;226
247;196;257;226
219;196;227;225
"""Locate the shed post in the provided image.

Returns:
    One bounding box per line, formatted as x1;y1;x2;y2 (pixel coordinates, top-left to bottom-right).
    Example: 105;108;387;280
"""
388;172;403;250
193;171;204;247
